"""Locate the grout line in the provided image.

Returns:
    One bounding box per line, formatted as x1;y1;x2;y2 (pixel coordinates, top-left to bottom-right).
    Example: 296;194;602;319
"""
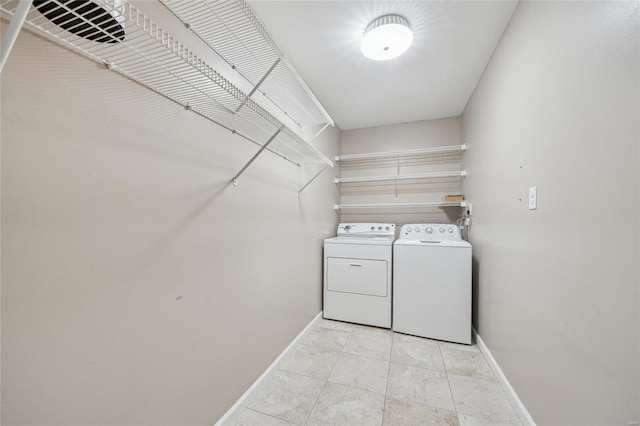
445;371;499;383
437;341;459;417
244;408;298;425
380;333;395;426
300;324;350;425
387;341;447;375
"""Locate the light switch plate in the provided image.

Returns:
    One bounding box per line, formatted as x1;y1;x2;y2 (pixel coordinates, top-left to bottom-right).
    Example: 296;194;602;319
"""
529;186;537;210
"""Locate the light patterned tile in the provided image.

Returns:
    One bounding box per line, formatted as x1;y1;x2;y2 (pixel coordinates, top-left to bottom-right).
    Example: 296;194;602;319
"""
383;397;459;426
449;375;520;423
305;381;385;426
328;352;389;394
458;413;522;426
301;325;349;351
247;370;323;424
320;319;391;335
349;323;393;336
280;344;340;380
439;340;480;353
391;333;445;372
232;408;296;426
317;319;357;332
343;329;393;361
441;346;496;381
387;362;455;411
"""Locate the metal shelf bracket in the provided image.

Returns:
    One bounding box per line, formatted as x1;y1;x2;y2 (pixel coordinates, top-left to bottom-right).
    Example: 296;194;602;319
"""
234;58;281;114
308;122;332;143
0;0;33;74
232;126;284;186
298;164;330;196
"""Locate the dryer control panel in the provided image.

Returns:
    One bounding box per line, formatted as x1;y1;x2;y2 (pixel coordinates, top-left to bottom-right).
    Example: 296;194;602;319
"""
399;224;461;241
337;223;395;239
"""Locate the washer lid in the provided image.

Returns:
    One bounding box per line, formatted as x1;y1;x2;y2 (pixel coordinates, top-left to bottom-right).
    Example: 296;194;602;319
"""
398;223;462;241
394;239;471;248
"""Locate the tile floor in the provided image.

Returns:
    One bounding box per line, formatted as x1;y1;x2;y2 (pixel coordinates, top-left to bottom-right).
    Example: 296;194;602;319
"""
229;319;522;426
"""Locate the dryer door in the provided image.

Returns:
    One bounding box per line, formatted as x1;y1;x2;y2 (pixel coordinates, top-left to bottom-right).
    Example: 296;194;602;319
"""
326;257;388;296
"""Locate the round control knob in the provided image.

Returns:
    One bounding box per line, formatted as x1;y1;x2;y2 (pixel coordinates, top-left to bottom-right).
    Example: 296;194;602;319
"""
371;226;375;231
378;226;382;231
407;228;412;232
448;227;454;233
385;226;390;231
439;228;445;233
344;225;351;230
426;227;433;233
414;227;420;232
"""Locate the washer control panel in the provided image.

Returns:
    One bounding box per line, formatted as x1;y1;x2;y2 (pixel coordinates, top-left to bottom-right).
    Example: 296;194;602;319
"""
399;224;461;241
337;223;395;239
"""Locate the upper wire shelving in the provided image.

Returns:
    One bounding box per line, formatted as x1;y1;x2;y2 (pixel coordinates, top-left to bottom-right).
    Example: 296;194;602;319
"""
335;143;467;211
335;201;466;211
0;0;334;187
335;144;467;162
335;170;467;184
160;0;333;136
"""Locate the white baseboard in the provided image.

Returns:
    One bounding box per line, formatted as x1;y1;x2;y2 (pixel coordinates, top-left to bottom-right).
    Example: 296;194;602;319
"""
473;327;536;426
215;312;323;426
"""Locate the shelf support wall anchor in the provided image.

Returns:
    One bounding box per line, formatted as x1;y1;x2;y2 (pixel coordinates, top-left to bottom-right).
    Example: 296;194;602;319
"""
232;126;283;185
234;58;281;114
0;0;34;74
298;164;330;196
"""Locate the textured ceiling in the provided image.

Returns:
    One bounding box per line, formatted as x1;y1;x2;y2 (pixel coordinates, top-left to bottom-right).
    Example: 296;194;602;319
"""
249;1;518;130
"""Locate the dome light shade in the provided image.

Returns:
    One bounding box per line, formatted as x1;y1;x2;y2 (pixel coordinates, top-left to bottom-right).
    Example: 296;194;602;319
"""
361;14;413;61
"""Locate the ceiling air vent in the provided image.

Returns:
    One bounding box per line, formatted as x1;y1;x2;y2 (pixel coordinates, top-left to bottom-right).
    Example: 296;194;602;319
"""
33;0;124;43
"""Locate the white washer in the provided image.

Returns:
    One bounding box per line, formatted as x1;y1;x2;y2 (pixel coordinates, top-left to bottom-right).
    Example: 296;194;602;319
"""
393;223;472;344
324;223;395;328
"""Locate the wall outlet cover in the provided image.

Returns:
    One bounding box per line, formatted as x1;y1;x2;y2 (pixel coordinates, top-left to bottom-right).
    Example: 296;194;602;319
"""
529;186;537;210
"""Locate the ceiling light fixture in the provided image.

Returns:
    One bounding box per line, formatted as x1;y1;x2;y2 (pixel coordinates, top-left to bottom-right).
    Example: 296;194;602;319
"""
361;14;413;61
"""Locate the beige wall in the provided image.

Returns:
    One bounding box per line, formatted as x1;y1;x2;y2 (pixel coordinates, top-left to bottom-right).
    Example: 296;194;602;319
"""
339;118;464;225
462;1;640;424
0;27;339;425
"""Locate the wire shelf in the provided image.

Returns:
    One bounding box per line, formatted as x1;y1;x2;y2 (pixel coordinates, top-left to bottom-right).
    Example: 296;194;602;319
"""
0;0;333;168
160;0;333;131
335;144;467;162
335;201;466;210
335;170;467;184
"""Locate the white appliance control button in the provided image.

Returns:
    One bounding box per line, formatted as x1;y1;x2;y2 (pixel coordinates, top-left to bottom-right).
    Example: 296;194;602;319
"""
407;228;412;232
426;227;433;233
414;227;420;232
385;226;390;231
439;228;445;233
371;226;375;231
448;228;454;233
378;226;382;231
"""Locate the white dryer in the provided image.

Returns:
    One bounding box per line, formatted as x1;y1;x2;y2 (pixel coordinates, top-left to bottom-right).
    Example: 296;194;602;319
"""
393;223;472;344
323;223;395;328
